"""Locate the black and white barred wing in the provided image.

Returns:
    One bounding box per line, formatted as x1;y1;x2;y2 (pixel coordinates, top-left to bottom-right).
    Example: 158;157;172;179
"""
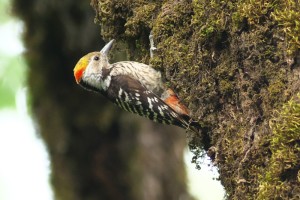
106;75;189;128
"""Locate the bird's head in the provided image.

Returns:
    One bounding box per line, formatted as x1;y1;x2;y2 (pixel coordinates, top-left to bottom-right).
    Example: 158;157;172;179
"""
73;39;115;91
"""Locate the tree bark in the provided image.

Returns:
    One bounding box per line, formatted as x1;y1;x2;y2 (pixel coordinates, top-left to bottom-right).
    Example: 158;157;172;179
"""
12;0;191;199
91;0;300;199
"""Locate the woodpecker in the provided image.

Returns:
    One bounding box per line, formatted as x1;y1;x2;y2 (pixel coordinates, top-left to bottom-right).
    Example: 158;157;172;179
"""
73;39;200;133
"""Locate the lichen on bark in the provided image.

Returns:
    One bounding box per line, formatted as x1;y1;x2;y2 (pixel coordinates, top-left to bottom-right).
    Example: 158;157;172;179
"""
91;0;300;199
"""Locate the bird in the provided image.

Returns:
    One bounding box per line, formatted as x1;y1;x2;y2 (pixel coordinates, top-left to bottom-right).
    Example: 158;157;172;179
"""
73;39;200;133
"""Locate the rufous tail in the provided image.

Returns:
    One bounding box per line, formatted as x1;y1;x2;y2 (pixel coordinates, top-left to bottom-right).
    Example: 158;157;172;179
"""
162;88;201;133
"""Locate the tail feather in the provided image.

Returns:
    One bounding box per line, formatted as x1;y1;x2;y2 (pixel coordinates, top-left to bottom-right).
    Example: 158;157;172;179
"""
179;114;202;134
162;88;190;116
188;120;202;134
161;88;201;133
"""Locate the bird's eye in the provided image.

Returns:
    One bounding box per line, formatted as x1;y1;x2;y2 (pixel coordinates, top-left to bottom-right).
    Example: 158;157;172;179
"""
94;56;99;61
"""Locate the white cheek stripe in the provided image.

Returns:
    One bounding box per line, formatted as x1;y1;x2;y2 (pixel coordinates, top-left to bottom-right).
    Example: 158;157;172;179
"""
82;61;105;89
85;61;103;78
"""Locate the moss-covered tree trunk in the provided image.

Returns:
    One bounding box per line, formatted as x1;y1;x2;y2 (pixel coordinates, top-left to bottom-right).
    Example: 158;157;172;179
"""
91;0;300;199
12;0;191;200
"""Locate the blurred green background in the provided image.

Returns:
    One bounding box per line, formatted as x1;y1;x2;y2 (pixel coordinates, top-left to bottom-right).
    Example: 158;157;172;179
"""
0;0;25;108
0;0;53;200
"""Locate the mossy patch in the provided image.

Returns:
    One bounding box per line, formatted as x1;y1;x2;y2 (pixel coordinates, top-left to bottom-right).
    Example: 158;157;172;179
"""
91;0;300;199
258;94;300;199
272;0;300;55
233;0;300;56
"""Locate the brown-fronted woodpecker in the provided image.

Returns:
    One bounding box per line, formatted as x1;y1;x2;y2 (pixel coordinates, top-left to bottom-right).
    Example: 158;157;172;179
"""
73;39;200;133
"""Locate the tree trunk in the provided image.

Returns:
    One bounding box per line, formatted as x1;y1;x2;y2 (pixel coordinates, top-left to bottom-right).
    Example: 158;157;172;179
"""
12;0;191;199
91;0;300;199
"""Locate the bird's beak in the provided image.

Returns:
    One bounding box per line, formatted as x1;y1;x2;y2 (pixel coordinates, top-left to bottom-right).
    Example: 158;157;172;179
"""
100;39;115;56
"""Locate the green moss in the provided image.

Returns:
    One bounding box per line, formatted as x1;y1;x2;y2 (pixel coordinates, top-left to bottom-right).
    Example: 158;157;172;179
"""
124;3;157;37
272;0;300;55
218;79;233;94
192;0;227;37
257;94;300;199
92;0;300;199
232;0;300;55
233;0;277;25
92;0;162;41
267;80;286;105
